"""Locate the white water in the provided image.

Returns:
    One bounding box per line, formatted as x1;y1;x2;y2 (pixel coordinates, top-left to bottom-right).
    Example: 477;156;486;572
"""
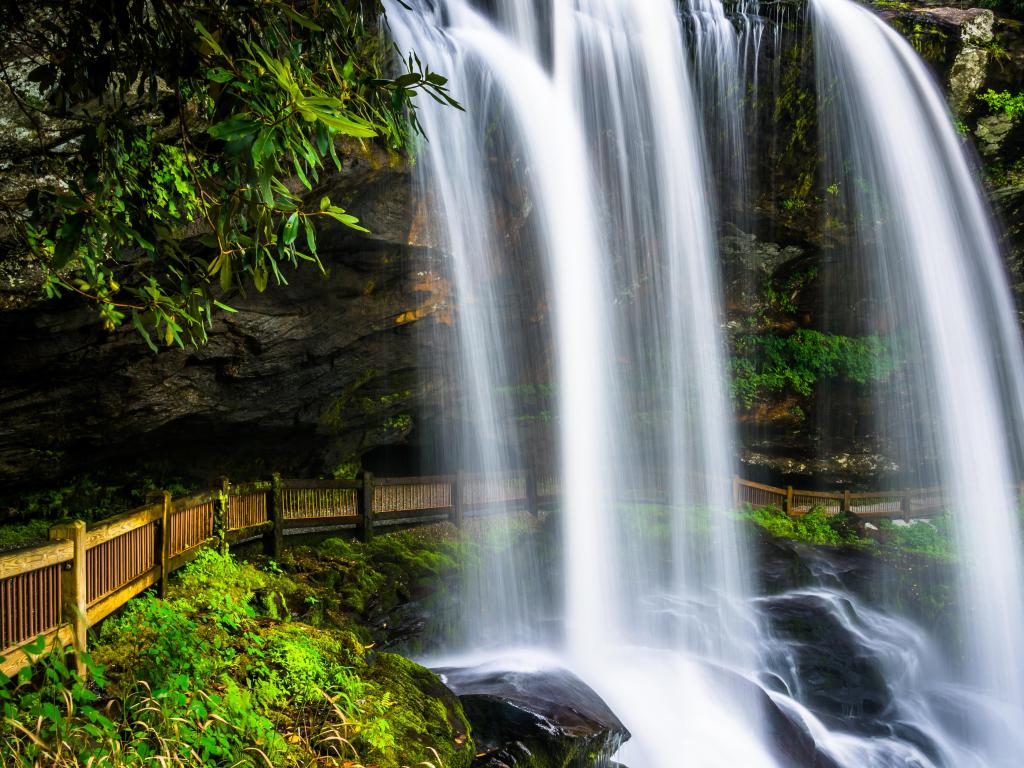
390;0;1024;765
813;0;1024;762
390;0;768;762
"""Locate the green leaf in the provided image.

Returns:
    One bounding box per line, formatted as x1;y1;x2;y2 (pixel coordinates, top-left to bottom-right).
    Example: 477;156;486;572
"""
132;312;157;352
206;67;234;84
213;299;239;313
52;214;86;269
313;111;377;138
280;6;324;31
394;73;421;88
304;217;317;257
292;158;311;190
208;117;259;142
324;207;369;233
258;163;275;207
252;265;268;292
283;212;299;245
194;20;226;59
219;254;233;292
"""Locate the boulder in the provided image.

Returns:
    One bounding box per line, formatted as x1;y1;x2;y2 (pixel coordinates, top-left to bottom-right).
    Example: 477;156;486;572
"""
435;664;630;768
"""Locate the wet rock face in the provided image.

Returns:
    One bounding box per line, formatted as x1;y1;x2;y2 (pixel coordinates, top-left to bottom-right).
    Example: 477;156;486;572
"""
760;592;893;725
0;146;457;491
435;665;630;768
878;6;996;114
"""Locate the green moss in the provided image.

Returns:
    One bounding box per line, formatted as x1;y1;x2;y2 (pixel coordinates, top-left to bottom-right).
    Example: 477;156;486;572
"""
764;266;818;314
361;390;413;416
767;40;820;231
741;505;861;546
362;653;474;768
85;547;474;766
885;17;951;64
296;531;470;617
383;413;413;432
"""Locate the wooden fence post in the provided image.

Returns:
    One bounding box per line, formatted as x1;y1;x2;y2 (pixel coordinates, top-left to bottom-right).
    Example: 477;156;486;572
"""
842;490;851;515
785;486;794;516
901;491;911;522
525;467;539;517
159;491;172;597
732;475;741;508
265;473;284;559
360;471;375;542
215;477;230;554
450;470;465;528
48;520;87;676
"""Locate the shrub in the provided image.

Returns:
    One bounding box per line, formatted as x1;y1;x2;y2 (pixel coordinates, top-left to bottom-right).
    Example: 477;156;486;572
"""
742;504;860;545
730;329;898;408
978;89;1024;119
872;516;956;560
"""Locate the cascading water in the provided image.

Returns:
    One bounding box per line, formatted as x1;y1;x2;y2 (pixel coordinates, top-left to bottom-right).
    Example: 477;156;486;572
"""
388;2;556;647
389;0;1024;765
812;0;1024;762
390;0;772;763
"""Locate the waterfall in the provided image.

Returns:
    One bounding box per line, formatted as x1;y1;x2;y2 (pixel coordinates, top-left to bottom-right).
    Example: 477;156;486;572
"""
812;0;1024;762
389;0;771;762
389;0;1024;764
388;1;556;647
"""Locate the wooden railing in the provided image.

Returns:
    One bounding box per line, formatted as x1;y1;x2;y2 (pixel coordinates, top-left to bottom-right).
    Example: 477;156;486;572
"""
731;477;950;520
0;468;958;678
0;470;560;677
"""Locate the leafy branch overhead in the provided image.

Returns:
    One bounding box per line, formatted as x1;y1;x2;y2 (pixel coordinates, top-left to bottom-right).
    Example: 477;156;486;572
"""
2;0;461;349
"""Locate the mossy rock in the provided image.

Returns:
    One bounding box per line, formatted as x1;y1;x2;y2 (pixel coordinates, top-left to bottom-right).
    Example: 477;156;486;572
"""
361;652;474;768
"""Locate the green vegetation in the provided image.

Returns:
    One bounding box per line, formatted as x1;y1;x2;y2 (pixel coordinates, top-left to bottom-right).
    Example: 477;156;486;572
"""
741;504;861;546
741;503;959;563
0;471;195;548
872;516;957;561
290;532;472;619
763;267;817;314
1;543;474;767
978;0;1024;21
885;18;950;64
0;519;52;549
3;1;460;348
978;89;1024;120
730;329;898;408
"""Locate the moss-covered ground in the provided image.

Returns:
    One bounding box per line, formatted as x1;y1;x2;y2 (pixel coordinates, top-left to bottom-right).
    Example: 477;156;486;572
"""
0;531;476;768
740;502;959;561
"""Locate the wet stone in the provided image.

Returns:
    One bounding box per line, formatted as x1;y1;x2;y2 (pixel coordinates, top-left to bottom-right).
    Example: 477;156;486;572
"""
435;665;630;768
